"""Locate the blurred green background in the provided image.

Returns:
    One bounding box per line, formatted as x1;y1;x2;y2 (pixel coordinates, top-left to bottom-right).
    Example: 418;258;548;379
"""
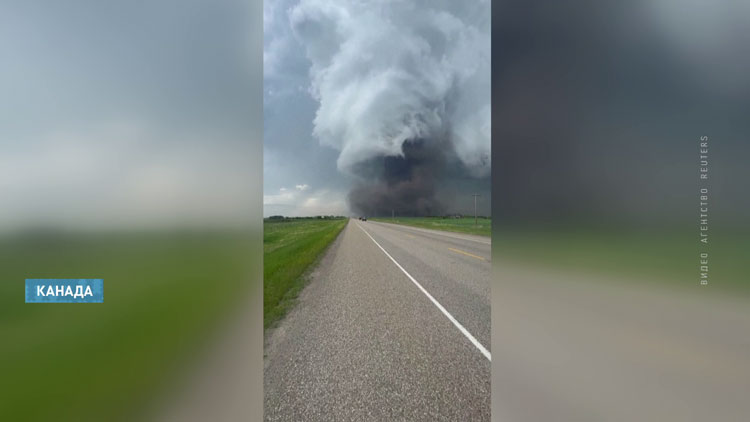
1;0;263;419
493;226;749;294
0;230;259;421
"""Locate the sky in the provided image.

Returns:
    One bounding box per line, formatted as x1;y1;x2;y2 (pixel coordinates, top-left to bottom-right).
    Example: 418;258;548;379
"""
263;0;491;217
0;0;492;227
0;0;261;231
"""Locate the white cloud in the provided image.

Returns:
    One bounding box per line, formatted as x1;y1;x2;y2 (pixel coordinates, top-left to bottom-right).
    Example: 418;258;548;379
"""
297;190;347;215
287;0;490;176
263;189;295;206
264;185;346;216
295;184;309;191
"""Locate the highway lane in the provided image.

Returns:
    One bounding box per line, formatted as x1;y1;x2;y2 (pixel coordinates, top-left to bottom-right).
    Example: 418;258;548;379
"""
264;219;490;421
361;220;491;354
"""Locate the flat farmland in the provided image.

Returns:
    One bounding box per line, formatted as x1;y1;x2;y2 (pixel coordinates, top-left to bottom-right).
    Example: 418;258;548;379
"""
370;217;491;237
264;218;348;329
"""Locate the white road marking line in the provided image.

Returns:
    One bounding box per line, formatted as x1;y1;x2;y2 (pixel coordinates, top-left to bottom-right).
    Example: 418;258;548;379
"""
371;221;491;245
357;223;491;361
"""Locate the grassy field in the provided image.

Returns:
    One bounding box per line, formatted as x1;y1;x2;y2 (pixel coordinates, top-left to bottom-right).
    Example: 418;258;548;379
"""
493;227;750;294
264;218;348;329
370;216;491;237
0;230;257;422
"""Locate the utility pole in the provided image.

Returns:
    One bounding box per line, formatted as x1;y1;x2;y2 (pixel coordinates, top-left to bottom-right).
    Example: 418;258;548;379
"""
392;209;394;220
472;194;481;226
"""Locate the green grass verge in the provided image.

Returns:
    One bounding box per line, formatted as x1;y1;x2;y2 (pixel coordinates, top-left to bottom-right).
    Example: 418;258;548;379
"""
264;218;348;329
0;230;257;422
493;227;750;294
370;216;491;237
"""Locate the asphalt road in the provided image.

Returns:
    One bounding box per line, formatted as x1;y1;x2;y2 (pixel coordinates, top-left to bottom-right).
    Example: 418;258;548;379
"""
264;219;491;421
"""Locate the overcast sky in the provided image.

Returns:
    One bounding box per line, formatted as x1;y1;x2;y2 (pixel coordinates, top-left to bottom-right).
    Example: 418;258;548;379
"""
0;0;260;231
264;0;491;217
0;0;491;228
263;0;350;217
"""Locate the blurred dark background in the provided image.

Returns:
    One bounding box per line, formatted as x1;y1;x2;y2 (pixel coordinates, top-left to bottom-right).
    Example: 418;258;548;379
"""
493;0;749;229
492;1;750;421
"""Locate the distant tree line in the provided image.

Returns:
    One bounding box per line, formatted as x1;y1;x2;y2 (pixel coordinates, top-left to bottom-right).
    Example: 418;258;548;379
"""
375;214;490;219
436;214;490;219
265;215;347;222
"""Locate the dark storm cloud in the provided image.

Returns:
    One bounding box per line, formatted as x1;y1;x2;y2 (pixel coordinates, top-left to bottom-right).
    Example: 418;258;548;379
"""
492;0;750;226
348;139;447;216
